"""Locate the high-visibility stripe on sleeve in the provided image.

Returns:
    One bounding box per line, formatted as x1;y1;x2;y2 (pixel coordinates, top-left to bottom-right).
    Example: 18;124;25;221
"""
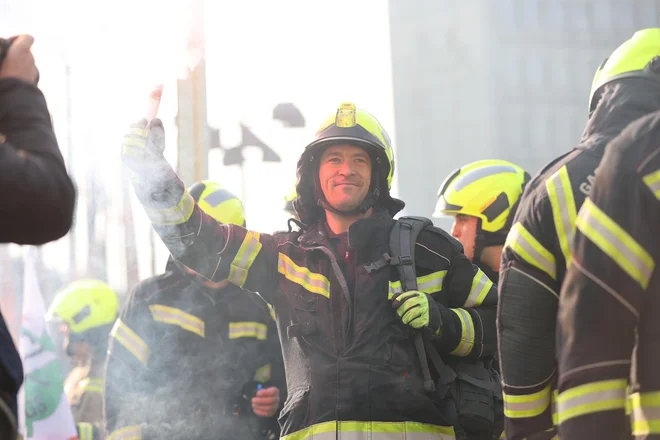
228;231;263;287
505;223;557;280
643;169;660;200
77;422;94;440
253;364;272;382
556;379;627;425
143;189;195;226
278;253;330;298
576;198;655;289
229;321;268;340
108;425;142;440
630;390;660;436
463;269;493;307
503;383;552;419
546;166;577;268
149;304;205;337
81;377;104;394
449;308;474;357
110;319;150;366
388;270;446;299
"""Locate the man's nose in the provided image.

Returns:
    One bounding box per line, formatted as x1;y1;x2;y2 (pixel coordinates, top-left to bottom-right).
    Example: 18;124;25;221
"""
338;161;356;176
451;222;461;238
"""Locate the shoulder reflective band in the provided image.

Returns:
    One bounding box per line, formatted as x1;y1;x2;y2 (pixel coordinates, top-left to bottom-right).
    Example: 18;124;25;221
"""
149;304;205;337
229;321;267;340
556;379;627;425
253;364;272;382
77;422;94;440
643;169;660;200
280;420;456;440
228;230;262;287
503;383;552;419
110;320;150;366
448;308;475;357
546;166;577;268
108;425;142;440
630;390;660;436
464;269;493;307
278;252;331;298
143;189;195;226
388;270;447;299
81;377;104;394
505;223;557;280
576;198;655;289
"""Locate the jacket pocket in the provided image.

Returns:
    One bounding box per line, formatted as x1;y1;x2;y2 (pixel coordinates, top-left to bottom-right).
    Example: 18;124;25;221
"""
285;290;319;339
278;385;311;435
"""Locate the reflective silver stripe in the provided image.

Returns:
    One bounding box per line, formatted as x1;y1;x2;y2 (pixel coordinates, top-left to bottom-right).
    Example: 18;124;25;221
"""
449;308;474;357
577;198;654;289
107;424;142;440
452;165;519;192
503;384;552;419
629;390;660;435
110;320;150;366
228;231;263;287
143;189;195;226
546;166;577;267
388;271;446;299
278;252;331;298
505;223;557;279
643;169;660;200
464;270;493;307
149;305;205;337
556;379;627;424
229;321;267;340
281;420;455;440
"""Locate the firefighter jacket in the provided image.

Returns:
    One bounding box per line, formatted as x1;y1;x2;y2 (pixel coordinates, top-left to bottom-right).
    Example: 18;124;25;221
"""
0;78;75;245
497;79;659;440
130;162;500;440
65;360;105;440
103;261;285;440
556;110;660;440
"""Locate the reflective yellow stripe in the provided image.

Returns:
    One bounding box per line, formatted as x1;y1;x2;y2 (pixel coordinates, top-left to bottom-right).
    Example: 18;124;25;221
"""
577;198;655;289
143;189;195;226
449;308;474;357
228;231;263;287
505;223;557;280
464;269;493;307
110;320;150;366
149;304;205;337
108;425;142;440
281;420;455;440
81;377;104;394
267;304;277;321
556;379;627;425
630;390;660;435
278;253;330;298
546;166;577;268
388;270;447;299
503;383;552;419
254;364;271;382
229;321;267;340
643;169;660;200
77;422;93;440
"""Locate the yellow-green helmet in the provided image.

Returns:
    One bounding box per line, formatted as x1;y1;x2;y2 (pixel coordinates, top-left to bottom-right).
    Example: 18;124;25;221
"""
589;28;660;113
434;160;530;234
283;183;297;215
46;279;119;334
188;181;246;227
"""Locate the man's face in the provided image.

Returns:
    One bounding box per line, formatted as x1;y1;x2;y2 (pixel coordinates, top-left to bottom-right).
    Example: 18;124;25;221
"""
318;144;372;212
451;214;479;261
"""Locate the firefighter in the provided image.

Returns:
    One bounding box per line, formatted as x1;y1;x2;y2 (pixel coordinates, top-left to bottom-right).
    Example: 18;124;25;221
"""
103;181;286;440
121;102;500;439
433;160;531;284
46;279;119;440
497;28;660;440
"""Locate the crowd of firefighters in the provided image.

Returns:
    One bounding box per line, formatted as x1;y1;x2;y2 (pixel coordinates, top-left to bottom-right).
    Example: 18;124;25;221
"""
2;25;660;440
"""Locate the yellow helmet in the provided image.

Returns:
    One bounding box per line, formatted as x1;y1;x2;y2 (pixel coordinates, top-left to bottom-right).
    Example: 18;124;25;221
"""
434;160;530;234
188;181;246;227
283;183;297;215
46;279;119;334
589;28;660;113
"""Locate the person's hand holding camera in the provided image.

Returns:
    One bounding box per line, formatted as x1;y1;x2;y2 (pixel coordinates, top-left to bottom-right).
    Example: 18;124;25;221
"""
0;35;39;84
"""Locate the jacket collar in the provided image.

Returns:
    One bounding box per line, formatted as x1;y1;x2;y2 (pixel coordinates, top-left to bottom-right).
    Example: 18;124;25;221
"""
298;209;393;250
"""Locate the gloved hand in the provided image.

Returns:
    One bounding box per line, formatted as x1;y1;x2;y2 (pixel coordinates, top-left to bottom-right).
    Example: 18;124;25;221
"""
392;290;443;333
121;118;167;177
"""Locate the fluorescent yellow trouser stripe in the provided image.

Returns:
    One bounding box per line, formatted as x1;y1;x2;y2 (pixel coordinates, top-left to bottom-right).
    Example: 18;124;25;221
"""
254;364;271;382
77;422;93;440
505;223;557;280
577;198;655;289
630;390;660;435
229;321;268;340
449;308;474;357
643;169;660;200
143;188;195;226
464;269;493;307
556;379;627;425
108;425;142;440
281;420;456;440
149;304;205;337
503;383;552;419
110;320;150;366
546;166;577;268
388;270;447;299
278;252;331;298
228;231;262;287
